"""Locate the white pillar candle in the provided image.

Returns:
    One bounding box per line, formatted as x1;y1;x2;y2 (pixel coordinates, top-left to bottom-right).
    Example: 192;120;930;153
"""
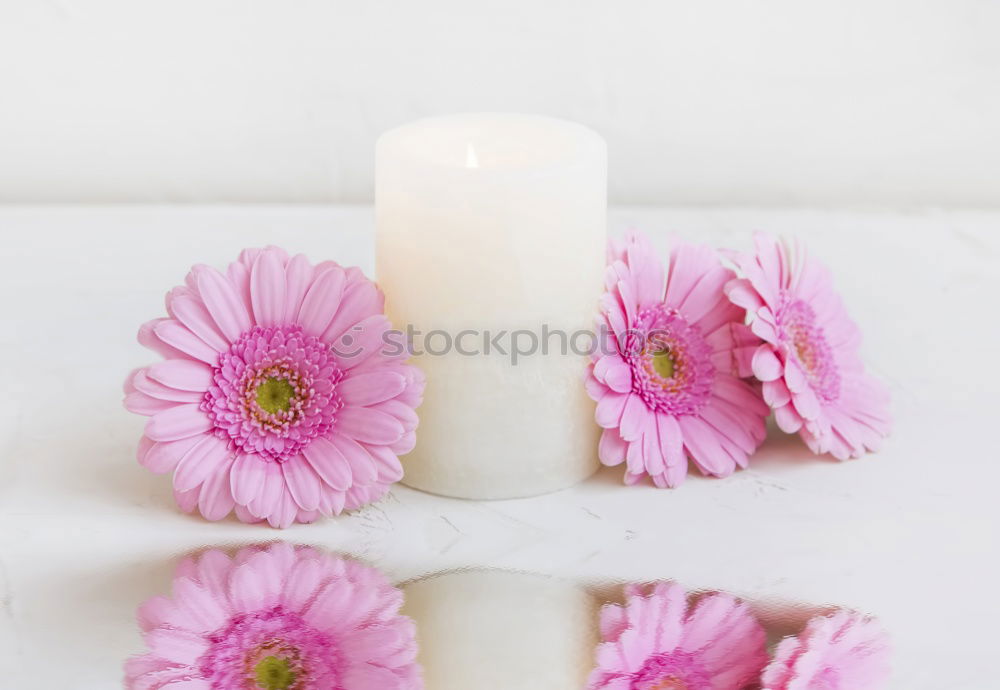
376;113;606;499
401;571;599;689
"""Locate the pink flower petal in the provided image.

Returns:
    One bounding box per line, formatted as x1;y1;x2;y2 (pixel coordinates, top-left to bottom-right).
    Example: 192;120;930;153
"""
331;435;379;486
301;437;352;491
226;258;252;309
625;432;647;475
680;593;740;652
698;402;759;455
751;344;783;382
626;239;666;307
371;399;419;433
641;423;666;475
600;292;629;339
282;457;323;511
136;596;184;632
250;248;287;327
598;428;628;467
595;391;629;429
280;557;324;612
792;386;822;421
618;394;649;442
297;266;346;336
133;369;204;403
774;403;804;433
135;434;155;464
763;379;792;407
229;453;266;505
283;253;313;323
174;486;200;514
249;462;284;518
143;627;207;666
191;549;233;598
170;577;229;634
338;371;407;407
665;243;715;307
173;435;231;492
389;431;416;455
693;301;746;350
323;279;382;343
319;487;347;516
197;459;235;521
194;265;251;342
137;318;188;361
677;415;733;477
336;406;404;445
362;443;405;483
166;289;229;353
153;320;220;365
146;360;213;392
303;581;357;632
594;354;633;394
145;404;213;442
331;315;392;370
679;266;731;326
141;436;202;475
233;503;261;525
125;391;176;416
724;277;765;312
655;414;686;470
615;274;638;326
226;563;271;612
267;486;301;528
749;312;779;344
340;664;406;689
713;376;770;417
784;359;809;393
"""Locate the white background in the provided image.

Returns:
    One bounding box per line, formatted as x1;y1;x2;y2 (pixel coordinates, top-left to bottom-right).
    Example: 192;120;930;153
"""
1;0;999;206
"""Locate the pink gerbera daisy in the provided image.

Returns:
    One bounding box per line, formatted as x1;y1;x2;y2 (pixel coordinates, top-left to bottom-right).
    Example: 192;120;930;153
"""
588;582;768;690
725;233;891;459
760;611;891;690
125;543;422;690
124;246;424;527
587;231;769;487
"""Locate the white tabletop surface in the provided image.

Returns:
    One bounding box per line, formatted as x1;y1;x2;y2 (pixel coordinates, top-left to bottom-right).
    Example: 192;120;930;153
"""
1;205;997;688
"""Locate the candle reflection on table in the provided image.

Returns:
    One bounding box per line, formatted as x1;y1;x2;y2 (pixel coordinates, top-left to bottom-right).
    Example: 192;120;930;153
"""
402;570;599;690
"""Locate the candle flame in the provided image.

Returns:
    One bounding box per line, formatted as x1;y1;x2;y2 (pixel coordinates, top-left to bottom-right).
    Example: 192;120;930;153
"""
465;143;480;169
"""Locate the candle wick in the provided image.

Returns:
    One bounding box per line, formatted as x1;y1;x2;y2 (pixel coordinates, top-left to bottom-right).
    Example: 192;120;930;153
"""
465;143;480;169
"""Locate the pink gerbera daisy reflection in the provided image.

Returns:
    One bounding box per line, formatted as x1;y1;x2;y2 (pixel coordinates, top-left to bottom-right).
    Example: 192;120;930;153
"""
124;246;424;527
760;611;891;690
587;582;768;690
125;543;422;690
586;231;768;487
725;233;891;459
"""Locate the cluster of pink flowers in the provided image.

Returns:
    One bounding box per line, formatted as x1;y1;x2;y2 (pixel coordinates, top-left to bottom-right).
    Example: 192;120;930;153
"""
587;231;891;487
123;232;891;519
126;543;422;689
124;247;424;527
588;581;891;690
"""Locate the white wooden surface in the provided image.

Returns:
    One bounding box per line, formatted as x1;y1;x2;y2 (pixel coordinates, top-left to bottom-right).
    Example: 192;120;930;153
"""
0;205;997;688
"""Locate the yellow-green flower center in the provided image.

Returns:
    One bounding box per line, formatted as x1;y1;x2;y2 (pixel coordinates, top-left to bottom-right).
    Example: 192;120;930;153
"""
651;348;676;380
254;655;296;690
650;677;687;690
256;377;296;414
